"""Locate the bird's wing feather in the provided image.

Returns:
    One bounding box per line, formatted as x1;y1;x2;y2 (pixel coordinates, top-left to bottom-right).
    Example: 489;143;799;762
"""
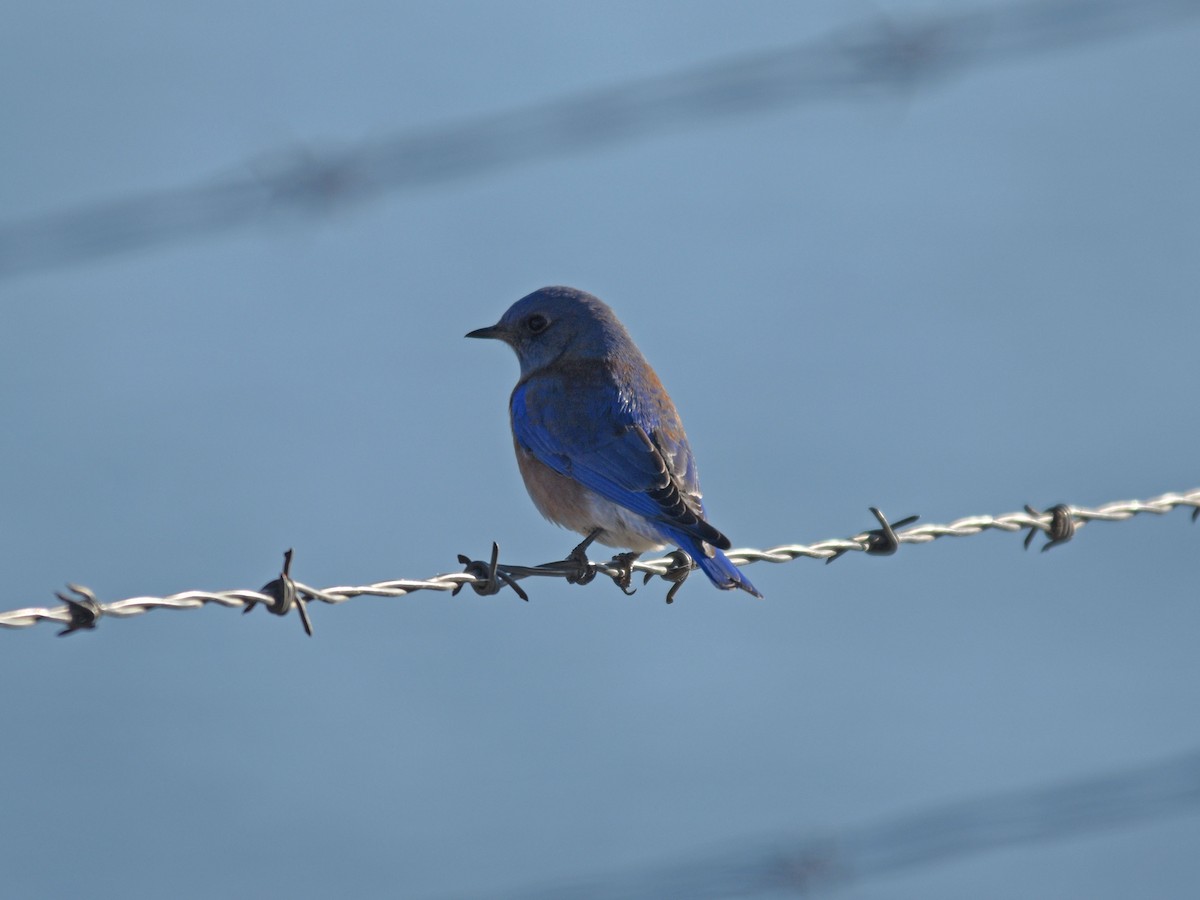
511;374;730;549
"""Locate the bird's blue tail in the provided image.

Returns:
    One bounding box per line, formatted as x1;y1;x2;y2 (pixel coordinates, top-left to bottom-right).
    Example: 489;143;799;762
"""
684;539;762;598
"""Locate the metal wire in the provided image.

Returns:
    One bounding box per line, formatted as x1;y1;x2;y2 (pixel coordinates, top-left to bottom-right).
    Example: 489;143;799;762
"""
1;0;1197;280
481;747;1200;899
1;488;1195;634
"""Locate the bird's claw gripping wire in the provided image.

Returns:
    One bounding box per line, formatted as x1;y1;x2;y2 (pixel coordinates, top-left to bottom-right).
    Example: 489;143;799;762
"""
609;551;640;595
565;529;603;585
644;549;693;604
56;584;102;636
455;543;529;601
254;548;313;636
1023;504;1077;552
532;528;602;586
827;507;920;563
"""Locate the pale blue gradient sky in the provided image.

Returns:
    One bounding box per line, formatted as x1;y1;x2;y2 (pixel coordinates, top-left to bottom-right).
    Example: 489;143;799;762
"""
2;3;1198;898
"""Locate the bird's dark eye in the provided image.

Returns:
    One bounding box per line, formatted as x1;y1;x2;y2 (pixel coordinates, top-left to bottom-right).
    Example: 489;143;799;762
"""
526;314;549;334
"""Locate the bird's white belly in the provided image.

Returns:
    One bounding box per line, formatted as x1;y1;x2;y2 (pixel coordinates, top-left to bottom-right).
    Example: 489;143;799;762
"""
515;441;668;552
582;493;669;552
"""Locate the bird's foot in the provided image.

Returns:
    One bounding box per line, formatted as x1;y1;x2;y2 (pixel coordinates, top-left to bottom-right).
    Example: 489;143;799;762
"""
643;549;693;604
555;528;601;585
608;551;640;595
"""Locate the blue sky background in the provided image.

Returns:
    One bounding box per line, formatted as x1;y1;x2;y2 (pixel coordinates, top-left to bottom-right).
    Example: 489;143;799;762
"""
2;2;1198;897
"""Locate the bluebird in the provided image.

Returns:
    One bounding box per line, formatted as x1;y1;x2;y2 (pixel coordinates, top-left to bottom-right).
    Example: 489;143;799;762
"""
467;286;761;598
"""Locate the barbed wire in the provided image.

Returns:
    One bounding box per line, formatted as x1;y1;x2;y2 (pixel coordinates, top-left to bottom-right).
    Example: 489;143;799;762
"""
2;0;1198;280
477;747;1200;899
1;488;1195;635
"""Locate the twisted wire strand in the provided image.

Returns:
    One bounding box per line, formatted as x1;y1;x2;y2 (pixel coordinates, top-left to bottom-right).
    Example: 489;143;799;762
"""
2;0;1197;279
1;488;1195;633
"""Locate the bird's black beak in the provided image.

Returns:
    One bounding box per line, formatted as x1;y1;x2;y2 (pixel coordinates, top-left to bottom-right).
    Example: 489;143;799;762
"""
465;323;506;341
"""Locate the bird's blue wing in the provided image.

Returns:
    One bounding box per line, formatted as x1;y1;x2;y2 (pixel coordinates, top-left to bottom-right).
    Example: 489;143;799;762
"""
511;375;730;550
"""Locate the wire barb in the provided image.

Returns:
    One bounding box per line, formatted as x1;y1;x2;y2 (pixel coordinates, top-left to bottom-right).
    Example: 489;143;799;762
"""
455;543;529;601
252;548;313;636
1;487;1197;633
828;508;920;563
55;584;103;637
1023;503;1077;552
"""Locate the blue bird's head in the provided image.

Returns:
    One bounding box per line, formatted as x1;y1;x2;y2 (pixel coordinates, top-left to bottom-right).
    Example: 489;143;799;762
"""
466;286;633;378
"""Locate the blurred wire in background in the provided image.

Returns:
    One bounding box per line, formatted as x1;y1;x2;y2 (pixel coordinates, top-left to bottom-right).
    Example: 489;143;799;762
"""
1;0;1197;281
491;748;1200;899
